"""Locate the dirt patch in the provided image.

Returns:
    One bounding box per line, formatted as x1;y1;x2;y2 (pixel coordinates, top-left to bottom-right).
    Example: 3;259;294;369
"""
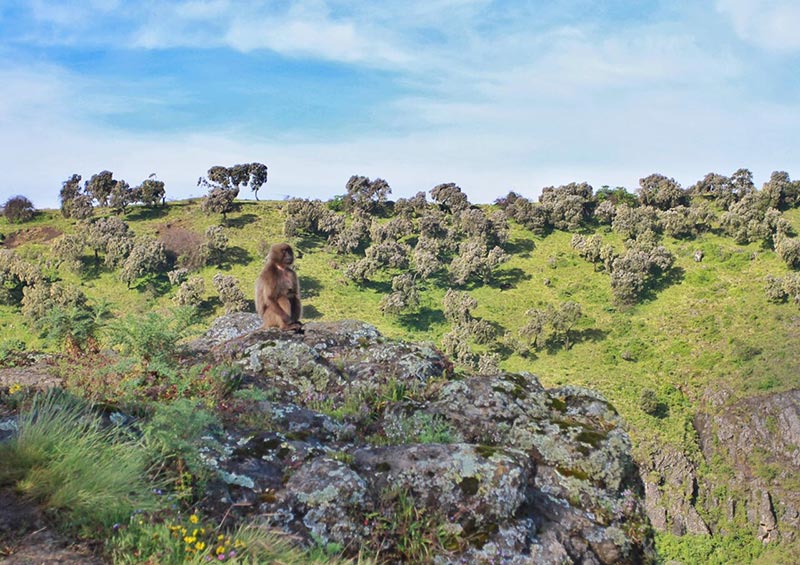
0;361;62;391
1;227;63;249
156;222;204;269
0;488;103;564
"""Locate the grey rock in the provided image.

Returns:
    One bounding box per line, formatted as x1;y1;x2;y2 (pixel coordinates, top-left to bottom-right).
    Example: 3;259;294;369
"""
187;314;654;563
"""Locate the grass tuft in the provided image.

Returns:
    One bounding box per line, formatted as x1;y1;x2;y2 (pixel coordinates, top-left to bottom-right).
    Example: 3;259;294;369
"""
0;390;161;534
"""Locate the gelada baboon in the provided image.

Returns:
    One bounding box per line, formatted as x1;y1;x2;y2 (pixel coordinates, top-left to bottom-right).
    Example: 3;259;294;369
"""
255;243;303;331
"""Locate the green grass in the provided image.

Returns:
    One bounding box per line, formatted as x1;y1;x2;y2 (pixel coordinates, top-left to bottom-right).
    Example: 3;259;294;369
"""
0;390;162;535
4;200;799;450
4;197;800;561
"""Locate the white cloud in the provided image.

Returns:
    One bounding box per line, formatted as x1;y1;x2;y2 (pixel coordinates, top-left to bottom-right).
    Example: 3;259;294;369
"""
716;0;800;52
130;1;412;68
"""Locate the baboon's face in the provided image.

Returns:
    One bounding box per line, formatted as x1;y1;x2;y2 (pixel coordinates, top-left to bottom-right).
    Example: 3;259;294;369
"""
283;246;294;266
272;244;294;266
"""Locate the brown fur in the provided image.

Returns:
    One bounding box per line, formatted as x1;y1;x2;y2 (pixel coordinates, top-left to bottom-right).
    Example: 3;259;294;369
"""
255;243;302;331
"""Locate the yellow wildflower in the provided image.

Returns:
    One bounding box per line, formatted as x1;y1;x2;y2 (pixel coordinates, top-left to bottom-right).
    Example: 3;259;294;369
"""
195;541;206;551
184;536;196;544
189;514;200;524
216;546;226;555
9;384;22;394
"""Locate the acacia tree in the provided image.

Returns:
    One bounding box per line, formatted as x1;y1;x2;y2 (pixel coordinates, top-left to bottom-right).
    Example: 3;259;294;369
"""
762;171;800;210
205;163;268;200
60;174;82;217
449;238;509;286
343;175;391;215
85;217;132;264
20;282;101;354
0;250;44;305
51;234;85;274
329;213;370;254
637;174;689;211
201;225;229;267
539;182;595;231
200;186;238;219
85;170;116;207
430;183;470;214
610;240;674;304
440;289;496;368
174;276;205;308
135;176;167;207
198;164;255;218
108;180;134;215
212;273;248;313
59;174;94;219
548;301;583;350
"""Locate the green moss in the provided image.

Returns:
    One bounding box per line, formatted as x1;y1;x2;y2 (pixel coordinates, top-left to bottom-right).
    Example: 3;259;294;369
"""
475;445;499;458
284;430;310;441
458;476;479;496
548;397;567;412
556;466;590;481
575;429;608;447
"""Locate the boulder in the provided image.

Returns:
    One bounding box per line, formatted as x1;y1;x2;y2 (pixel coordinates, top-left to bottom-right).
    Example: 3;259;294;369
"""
180;314;656;563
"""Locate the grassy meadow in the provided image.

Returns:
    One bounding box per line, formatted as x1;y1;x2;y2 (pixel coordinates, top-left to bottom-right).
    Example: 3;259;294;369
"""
2;196;799;563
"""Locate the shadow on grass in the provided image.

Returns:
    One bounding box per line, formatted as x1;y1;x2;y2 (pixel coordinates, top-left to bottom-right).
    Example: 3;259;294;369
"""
642;266;685;301
132;274;172;296
543;327;609;354
225;214;259;229
222;246;252;267
363;279;392;294
301;276;323;299
397;307;445;331
292;235;327;253
207;247;253;271
124;206;169;221
490;268;532;290
302;304;323;320
505;238;536;257
653;402;670;419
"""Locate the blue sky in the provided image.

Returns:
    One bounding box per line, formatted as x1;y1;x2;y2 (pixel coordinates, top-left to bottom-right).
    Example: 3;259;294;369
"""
1;0;798;209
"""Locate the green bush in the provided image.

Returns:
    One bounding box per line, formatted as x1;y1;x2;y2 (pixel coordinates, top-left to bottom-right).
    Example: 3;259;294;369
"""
3;195;36;223
141;399;219;489
107;307;195;365
639;389;660;415
0;391;161;534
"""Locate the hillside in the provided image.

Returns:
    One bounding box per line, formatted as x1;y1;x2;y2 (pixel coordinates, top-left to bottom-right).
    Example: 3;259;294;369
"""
2;182;800;562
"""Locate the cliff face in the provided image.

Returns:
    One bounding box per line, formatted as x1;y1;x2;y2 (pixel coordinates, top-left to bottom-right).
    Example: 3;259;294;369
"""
694;389;800;543
187;314;654;563
636;386;800;549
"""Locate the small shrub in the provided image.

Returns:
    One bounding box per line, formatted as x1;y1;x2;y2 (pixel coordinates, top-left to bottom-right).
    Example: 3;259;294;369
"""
3;195;36;223
107;307;194;366
384;412;459;444
0;339;28;368
107;512;250;564
212;273;248;313
639;389;660;415
174;276;205;308
141;399;219;485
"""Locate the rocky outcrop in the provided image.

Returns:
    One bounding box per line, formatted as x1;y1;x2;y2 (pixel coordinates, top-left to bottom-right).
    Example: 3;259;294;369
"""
693;389;800;543
638;444;710;536
187;314;654;564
